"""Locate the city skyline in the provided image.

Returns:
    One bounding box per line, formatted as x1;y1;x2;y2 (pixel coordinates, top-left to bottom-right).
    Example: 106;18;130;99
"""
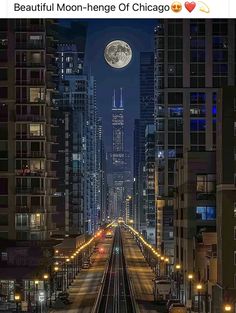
0;18;236;313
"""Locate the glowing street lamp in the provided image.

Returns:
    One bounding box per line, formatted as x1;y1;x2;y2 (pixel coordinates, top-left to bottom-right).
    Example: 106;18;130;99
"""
14;294;21;313
224;304;232;312
188;274;194;301
196;284;203;313
175;264;181;299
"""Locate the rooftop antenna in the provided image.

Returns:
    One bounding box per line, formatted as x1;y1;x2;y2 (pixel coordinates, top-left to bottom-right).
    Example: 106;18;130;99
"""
120;87;123;108
113;89;116;108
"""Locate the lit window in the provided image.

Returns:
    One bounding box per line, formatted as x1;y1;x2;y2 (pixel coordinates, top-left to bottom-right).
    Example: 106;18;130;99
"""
30;214;41;229
29;124;44;137
29;35;42;41
196;174;216;193
234;203;236;217
30;88;45;103
196;206;216;220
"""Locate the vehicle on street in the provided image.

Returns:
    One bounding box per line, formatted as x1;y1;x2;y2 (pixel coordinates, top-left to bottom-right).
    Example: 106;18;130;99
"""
153;279;172;302
169;303;187;313
82;261;90;269
105;231;113;238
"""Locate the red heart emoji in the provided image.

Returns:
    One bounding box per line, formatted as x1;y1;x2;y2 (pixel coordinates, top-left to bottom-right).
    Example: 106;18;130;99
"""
185;1;196;12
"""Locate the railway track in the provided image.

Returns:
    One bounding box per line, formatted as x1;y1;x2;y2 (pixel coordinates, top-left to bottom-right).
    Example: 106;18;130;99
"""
93;226;136;313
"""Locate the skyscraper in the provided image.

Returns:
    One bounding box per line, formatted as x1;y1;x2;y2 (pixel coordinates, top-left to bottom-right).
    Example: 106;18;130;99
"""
112;88;124;169
56;41;99;235
134;52;154;238
214;87;236;311
0;19;57;241
154;19;236;258
108;88;131;218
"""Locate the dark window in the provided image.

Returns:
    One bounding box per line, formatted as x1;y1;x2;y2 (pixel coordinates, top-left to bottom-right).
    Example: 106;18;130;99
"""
190;38;205;49
190;23;205;35
190;51;205;62
0;69;7;81
0;214;8;226
0;125;8;140
213;50;228;62
0;232;8;239
0;87;8;99
213;23;228;35
0;178;8;194
0;160;8;172
0;196;8;208
0;103;7;122
213;36;228;49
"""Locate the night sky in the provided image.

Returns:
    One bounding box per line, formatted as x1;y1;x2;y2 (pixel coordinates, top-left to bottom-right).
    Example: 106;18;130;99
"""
61;19;157;162
62;19;157;163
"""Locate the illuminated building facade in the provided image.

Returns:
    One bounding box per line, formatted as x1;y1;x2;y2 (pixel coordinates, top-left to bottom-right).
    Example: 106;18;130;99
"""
154;19;236;259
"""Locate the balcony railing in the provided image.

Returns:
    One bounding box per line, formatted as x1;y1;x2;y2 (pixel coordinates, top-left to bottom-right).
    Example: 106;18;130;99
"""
16;114;46;122
16;151;45;158
15;42;45;50
15;169;45;177
15;62;45;68
15;206;45;213
16;133;46;140
15;224;44;231
15;79;45;86
16;98;46;104
16;187;45;195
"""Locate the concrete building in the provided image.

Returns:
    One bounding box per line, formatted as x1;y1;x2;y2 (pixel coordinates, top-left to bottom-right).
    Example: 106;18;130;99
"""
174;151;216;310
144;125;156;245
154;19;236;257
134;52;154;236
0;19;57;241
108;89;132;219
213;87;236;312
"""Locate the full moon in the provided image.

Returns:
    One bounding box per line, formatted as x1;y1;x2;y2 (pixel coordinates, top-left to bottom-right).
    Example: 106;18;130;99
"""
104;40;132;69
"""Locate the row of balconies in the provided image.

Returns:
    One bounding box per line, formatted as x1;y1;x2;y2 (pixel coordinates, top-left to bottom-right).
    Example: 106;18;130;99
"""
15;133;57;142
15;61;45;68
15;79;45;86
15;170;57;177
15;151;56;160
15;114;46;122
15;187;56;195
15;205;56;213
15;42;45;50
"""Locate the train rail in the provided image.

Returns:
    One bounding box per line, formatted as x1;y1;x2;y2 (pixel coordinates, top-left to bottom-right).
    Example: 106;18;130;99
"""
93;226;136;313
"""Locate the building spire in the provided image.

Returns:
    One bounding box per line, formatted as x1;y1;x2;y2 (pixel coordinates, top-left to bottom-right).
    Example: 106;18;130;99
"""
113;89;116;108
120;87;123;108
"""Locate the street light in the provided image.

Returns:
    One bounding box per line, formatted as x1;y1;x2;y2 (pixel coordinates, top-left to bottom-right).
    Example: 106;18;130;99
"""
43;274;49;308
14;294;21;313
66;258;70;288
196;283;202;313
224;304;232;312
34;280;39;313
164;258;169;276
175;264;181;300
188;274;193;300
